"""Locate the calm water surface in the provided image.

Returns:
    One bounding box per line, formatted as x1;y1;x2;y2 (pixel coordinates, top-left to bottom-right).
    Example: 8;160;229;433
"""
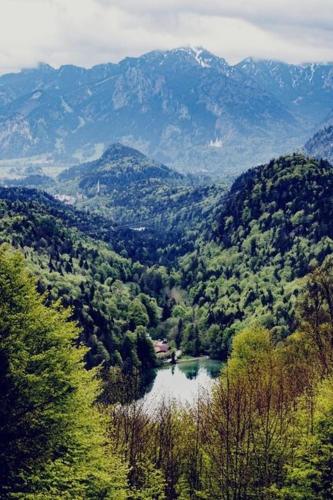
141;357;223;408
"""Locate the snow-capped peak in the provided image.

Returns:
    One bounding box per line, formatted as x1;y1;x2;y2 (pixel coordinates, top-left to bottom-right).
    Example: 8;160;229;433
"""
189;47;211;68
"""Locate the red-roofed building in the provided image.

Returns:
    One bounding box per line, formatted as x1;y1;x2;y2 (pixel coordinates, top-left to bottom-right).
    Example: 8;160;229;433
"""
153;340;170;355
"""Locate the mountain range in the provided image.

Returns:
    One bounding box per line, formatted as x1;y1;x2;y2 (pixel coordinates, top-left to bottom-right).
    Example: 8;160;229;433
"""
1;47;333;176
305;125;333;163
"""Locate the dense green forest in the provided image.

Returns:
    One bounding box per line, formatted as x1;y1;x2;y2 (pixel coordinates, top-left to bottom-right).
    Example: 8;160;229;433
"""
1;150;333;497
2;154;333;368
1;245;333;498
0;246;128;498
56;143;222;229
110;257;333;499
0;187;171;398
177;154;333;358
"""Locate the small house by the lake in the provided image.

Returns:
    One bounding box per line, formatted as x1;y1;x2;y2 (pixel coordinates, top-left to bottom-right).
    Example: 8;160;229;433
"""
153;339;170;357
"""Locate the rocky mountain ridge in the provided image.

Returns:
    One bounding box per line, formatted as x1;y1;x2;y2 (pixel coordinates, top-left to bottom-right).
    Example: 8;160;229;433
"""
1;47;333;175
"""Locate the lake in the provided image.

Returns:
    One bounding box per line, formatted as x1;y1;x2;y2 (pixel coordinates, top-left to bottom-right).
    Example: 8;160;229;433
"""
140;357;223;409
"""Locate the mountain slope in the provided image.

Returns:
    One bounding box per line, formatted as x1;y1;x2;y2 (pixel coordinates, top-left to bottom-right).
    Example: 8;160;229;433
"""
177;154;333;357
59;142;183;187
56;143;225;235
0;47;324;175
236;58;333;126
2;152;333;367
0;187;166;380
305;125;333;163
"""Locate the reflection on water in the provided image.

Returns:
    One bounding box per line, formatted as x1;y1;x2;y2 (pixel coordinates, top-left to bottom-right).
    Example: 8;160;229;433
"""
140;357;223;408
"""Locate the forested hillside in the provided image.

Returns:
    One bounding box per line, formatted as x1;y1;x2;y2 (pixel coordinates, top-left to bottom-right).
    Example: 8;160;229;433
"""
56;143;225;232
177;154;333;357
2;244;333;498
59;143;184;185
2;154;333;367
112;258;333;498
1;152;333;498
0;247;128;498
2;4;333;498
0;187;172;395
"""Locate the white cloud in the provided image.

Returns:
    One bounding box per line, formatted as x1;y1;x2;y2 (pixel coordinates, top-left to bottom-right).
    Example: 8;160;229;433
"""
0;0;332;73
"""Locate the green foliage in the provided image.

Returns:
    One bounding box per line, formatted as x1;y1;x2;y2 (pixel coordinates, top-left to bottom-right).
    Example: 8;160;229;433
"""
53;144;226;266
0;245;127;498
0;189;161;381
2;150;333;498
58;144;223;237
178;154;333;358
181;324;201;356
280;378;333;499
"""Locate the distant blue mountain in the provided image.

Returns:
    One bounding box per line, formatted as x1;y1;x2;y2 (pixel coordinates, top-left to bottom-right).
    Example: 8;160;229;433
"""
1;47;333;176
305;125;333;164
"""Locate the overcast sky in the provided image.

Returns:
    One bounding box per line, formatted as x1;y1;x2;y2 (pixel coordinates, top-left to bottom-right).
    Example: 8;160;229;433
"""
1;0;333;73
